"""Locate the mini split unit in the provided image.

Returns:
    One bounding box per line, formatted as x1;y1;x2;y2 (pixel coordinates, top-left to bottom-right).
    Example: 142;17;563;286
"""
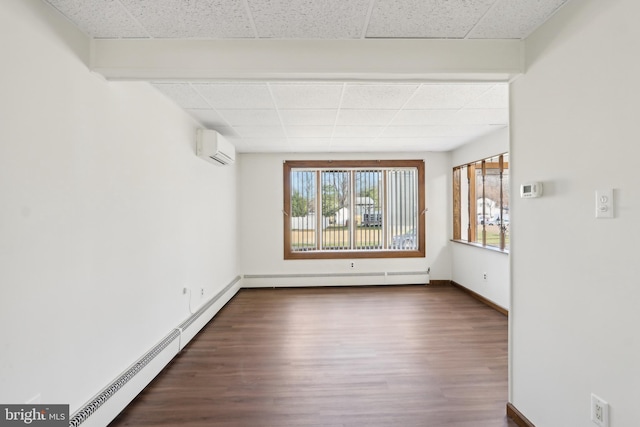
196;129;236;166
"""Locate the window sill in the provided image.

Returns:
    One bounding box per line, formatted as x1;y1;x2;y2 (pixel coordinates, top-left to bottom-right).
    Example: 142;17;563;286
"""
285;248;425;260
450;239;510;255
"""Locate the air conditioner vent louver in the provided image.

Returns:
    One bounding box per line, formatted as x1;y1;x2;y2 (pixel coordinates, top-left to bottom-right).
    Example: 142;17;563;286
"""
196;129;235;166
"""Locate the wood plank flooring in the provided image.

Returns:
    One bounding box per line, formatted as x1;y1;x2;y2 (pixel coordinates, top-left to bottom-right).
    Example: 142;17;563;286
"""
109;285;516;427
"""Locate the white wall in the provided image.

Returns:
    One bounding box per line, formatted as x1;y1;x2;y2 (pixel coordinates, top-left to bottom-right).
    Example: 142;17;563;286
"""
451;127;510;310
238;152;451;282
451;127;509;168
0;0;239;411
510;0;640;425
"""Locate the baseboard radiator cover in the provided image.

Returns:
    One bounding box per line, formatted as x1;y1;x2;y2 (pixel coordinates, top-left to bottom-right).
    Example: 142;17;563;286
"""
243;271;429;287
69;276;241;427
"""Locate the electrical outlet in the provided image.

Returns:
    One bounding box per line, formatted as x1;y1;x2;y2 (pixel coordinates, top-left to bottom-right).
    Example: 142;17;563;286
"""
483;272;488;281
591;394;609;427
349;261;355;268
200;288;205;297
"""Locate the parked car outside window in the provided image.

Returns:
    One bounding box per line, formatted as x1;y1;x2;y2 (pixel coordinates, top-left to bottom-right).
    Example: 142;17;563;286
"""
487;213;509;226
391;229;417;250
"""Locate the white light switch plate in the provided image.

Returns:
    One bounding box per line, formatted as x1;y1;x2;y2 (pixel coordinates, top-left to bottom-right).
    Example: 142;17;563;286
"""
595;189;613;219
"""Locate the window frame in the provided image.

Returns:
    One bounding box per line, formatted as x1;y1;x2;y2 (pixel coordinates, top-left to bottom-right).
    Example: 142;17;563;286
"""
452;153;509;253
284;160;425;260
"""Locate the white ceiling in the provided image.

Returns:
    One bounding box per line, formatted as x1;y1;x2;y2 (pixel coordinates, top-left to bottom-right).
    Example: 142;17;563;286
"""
43;0;571;153
44;0;569;40
153;81;508;152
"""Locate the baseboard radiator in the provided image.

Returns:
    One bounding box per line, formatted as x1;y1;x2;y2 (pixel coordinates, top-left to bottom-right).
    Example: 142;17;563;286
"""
243;271;429;288
69;276;241;427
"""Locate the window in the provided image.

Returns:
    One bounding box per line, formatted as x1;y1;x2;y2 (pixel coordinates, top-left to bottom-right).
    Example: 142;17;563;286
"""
453;153;509;251
284;160;425;259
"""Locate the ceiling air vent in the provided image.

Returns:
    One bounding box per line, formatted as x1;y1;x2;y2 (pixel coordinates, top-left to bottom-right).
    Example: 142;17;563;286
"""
196;129;235;166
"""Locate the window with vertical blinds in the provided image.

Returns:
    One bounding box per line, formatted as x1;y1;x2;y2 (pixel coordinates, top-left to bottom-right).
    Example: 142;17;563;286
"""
284;160;425;260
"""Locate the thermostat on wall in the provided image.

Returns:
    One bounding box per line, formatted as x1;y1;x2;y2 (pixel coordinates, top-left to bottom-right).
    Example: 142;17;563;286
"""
520;182;542;198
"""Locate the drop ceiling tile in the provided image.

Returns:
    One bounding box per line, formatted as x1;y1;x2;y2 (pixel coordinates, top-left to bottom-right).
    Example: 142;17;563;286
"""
153;84;210;109
211;126;240;138
290;145;335;153
404;84;494;109
287;138;332;146
234;138;292;153
341;84;419;109
376;137;447;145
366;0;495;38
468;0;569;39
381;125;489;138
192;84;275;109
289;138;331;151
335;137;379;143
119;0;255;38
233;126;285;138
446;127;505;148
331;141;382;152
280;110;338;126
428;138;471;151
335;110;398;126
464;84;509;109
333;126;385;138
217;109;281;126
454;109;509;126
376;137;465;151
330;143;387;153
286;126;334;138
270;84;344;109
381;126;427;138
247;0;371;39
187;109;230;128
390;110;455;126
287;138;333;152
392;108;508;126
45;0;148;38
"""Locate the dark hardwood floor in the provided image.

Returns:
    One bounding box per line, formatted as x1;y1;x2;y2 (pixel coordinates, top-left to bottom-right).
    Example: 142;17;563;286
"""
110;285;516;427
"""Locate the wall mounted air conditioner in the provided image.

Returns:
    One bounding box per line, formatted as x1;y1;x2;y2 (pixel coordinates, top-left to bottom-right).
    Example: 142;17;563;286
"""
196;129;235;166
